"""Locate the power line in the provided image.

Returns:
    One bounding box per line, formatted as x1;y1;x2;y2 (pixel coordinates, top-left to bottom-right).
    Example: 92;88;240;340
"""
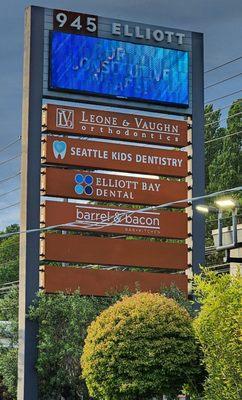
205;111;242;128
0;202;20;212
0;187;20;199
0;186;241;239
74;186;242;232
205;130;242;144
0;154;20;167
205;72;242;89
205;89;242;105
204;102;242;116
0;137;21;154
205;56;242;74
0;172;20;184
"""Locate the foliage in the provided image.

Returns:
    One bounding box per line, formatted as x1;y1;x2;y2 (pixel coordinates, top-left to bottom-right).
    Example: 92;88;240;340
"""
161;284;195;317
204;104;222;191
29;291;114;400
194;270;242;400
0;225;19;286
0;287;18;400
82;292;201;400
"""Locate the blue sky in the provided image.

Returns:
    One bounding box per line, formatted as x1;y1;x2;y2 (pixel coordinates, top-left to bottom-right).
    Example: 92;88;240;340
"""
0;0;242;230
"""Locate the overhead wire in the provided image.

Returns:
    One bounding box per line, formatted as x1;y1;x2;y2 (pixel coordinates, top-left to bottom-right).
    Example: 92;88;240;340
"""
0;186;241;239
0;187;20;199
0;137;21;154
0;154;20;167
205;89;242;105
204;111;242;128
0;202;20;212
204;102;242;116
205;55;242;73
205;130;242;144
0;172;20;184
205;72;242;90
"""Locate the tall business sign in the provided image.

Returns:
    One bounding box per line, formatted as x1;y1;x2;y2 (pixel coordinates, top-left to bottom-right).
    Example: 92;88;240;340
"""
19;6;204;400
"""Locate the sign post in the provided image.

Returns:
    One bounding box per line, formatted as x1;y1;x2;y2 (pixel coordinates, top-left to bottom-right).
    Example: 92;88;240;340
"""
18;7;44;400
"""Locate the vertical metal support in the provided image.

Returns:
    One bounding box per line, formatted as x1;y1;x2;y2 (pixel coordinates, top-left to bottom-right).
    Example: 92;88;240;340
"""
232;208;238;246
191;32;205;274
18;6;44;400
218;210;223;247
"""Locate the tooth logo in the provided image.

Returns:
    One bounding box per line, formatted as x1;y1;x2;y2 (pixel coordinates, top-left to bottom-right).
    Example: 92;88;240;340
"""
53;140;67;159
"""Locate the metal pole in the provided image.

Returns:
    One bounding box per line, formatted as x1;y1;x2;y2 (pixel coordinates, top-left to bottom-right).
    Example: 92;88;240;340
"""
218;210;223;247
18;6;44;400
232;208;238;246
191;32;205;274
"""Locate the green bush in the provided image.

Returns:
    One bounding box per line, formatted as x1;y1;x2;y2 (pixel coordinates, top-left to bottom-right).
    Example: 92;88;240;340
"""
194;270;242;400
82;292;201;400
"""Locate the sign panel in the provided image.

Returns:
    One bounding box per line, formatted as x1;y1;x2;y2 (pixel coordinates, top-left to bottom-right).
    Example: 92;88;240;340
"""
43;266;188;295
43;136;188;177
42;104;188;147
53;9;98;36
49;31;189;107
42;167;188;207
42;233;188;269
43;201;188;239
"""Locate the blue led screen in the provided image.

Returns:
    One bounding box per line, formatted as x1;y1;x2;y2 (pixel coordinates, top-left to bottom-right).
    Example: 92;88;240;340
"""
50;31;189;106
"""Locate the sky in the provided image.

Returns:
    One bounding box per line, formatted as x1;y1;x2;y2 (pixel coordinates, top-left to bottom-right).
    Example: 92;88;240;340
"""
0;0;242;230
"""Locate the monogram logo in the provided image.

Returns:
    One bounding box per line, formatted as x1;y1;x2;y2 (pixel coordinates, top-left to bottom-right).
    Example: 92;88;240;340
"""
56;108;74;129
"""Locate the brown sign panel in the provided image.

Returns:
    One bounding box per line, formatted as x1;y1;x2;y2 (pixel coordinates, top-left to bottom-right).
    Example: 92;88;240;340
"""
53;10;98;36
43;201;188;239
42;104;188;147
42;233;188;270
42;167;188;207
43;136;188;178
43;266;188;296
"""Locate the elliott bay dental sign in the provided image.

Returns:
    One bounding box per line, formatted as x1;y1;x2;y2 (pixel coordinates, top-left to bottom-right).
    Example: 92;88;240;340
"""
42;167;188;206
42;104;188;147
43;136;187;177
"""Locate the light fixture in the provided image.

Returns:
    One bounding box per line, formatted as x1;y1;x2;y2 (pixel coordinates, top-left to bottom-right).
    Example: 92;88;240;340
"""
215;198;236;209
196;205;218;214
195;205;209;213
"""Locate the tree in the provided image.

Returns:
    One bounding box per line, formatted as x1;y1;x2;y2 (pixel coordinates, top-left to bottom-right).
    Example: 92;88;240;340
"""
207;99;242;193
204;104;222;191
28;291;113;400
0;225;19;286
194;270;242;400
81;292;201;400
0;287;18;400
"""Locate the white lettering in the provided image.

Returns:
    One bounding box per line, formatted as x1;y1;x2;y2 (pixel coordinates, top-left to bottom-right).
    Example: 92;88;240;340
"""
112;22;121;35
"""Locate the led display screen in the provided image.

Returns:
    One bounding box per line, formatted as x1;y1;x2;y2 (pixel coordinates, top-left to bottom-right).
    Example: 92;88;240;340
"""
49;31;189;107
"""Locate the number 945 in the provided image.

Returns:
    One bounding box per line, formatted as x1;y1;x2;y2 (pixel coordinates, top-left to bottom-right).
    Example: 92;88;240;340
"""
54;10;98;35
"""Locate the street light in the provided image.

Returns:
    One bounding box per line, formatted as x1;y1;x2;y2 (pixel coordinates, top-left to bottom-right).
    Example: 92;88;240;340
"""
196;197;239;250
215;198;237;209
195;205;217;214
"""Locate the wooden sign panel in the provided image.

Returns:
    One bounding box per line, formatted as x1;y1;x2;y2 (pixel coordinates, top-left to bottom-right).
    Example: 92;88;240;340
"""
42;233;188;270
43;266;188;296
43;136;188;178
42;104;188;147
42;167;188;207
43;201;188;239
